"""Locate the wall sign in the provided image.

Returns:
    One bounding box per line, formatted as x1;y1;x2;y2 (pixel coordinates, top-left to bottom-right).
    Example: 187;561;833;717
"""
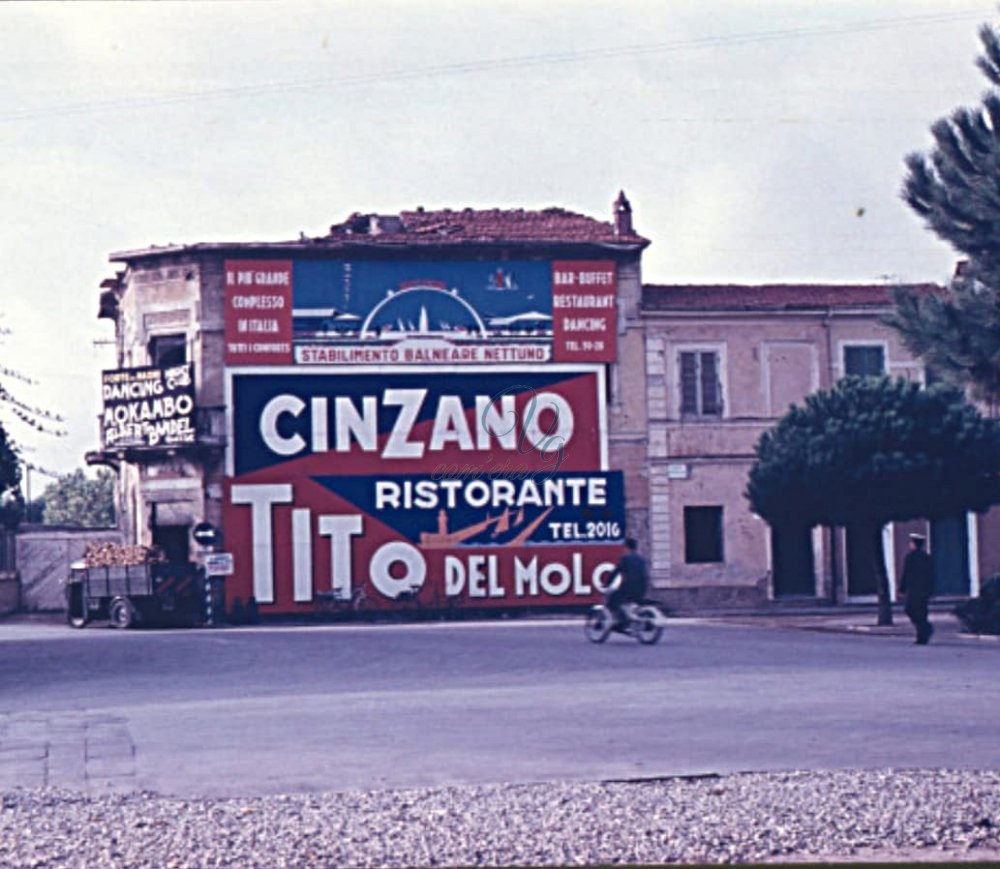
101;363;196;449
224;260;293;365
223;365;624;613
551;260;617;362
226;258;618;366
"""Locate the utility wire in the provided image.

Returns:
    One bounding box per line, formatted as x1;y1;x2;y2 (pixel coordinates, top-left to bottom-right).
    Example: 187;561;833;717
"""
0;8;989;123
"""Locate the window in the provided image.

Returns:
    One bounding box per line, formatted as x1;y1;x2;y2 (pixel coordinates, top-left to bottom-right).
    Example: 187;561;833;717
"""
843;345;884;377
679;351;722;416
684;506;724;563
149;333;187;367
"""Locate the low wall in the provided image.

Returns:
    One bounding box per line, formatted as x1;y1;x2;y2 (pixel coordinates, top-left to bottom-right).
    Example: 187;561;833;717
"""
15;527;123;611
655;584;767;613
0;571;18;614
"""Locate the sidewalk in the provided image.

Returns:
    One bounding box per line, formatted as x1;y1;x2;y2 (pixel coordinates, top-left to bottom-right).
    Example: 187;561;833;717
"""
702;609;1000;645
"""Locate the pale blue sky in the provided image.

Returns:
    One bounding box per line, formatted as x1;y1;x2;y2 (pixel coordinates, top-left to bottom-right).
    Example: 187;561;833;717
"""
0;0;995;479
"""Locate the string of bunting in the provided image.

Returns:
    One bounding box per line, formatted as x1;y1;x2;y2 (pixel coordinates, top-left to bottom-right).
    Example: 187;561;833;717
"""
0;387;67;425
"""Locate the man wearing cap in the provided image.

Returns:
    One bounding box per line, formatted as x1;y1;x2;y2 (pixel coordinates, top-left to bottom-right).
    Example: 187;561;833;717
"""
900;533;935;644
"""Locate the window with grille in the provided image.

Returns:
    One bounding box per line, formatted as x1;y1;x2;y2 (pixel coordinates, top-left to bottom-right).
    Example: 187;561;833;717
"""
679;350;722;416
843;345;884;378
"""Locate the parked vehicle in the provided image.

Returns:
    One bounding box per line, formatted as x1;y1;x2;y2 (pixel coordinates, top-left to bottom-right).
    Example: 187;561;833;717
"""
65;560;203;629
584;600;667;644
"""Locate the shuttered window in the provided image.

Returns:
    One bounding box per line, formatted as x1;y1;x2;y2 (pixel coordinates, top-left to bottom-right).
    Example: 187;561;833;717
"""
680;351;722;416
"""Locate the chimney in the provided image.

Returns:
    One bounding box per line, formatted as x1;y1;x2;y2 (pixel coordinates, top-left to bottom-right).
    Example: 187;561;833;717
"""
614;190;633;236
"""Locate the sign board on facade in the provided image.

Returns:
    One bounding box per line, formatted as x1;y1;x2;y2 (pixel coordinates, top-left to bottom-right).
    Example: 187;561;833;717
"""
101;363;196;449
551;261;617;362
203;552;235;576
224;260;294;366
223;365;624;613
225;258;617;367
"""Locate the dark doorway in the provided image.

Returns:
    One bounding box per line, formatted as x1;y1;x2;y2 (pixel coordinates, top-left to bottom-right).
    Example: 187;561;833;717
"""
153;525;191;564
930;515;971;596
845;525;878;596
772;524;815;596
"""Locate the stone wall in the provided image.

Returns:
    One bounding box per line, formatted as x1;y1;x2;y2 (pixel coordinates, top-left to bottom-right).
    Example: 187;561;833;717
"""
15;527;123;612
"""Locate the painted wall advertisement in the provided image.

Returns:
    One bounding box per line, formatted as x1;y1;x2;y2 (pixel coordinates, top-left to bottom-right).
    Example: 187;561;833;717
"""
101;363;196;449
224;260;294;366
223;366;625;612
223;258;617;366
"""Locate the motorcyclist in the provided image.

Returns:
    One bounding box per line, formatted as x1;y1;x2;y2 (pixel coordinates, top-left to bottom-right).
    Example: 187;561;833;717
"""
605;537;649;631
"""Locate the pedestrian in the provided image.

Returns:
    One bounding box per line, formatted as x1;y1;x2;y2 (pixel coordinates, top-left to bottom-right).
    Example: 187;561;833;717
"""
899;533;934;644
606;537;649;631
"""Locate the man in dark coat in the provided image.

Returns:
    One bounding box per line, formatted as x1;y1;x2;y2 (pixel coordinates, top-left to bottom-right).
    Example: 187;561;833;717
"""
606;537;649;631
900;533;935;644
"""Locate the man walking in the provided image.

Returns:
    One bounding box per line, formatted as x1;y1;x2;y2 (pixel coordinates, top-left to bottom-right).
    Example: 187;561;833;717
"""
900;533;935;644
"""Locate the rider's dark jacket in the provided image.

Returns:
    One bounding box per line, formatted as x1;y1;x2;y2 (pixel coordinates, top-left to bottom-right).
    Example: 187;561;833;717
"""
613;551;649;601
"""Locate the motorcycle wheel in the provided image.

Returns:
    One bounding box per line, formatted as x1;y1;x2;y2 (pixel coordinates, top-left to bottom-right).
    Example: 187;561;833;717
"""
635;606;664;645
584;605;613;643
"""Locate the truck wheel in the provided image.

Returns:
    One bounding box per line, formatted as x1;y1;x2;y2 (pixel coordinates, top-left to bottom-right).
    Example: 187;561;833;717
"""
109;596;136;630
66;585;88;629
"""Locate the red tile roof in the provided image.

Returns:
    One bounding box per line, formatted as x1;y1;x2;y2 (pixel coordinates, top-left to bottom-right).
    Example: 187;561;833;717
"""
642;282;941;311
327;207;650;247
110;204;650;263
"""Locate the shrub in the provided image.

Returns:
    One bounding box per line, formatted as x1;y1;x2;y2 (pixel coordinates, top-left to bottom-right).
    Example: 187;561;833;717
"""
953;576;1000;634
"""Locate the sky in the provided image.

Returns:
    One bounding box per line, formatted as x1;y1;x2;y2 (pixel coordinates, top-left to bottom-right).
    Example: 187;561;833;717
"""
1;0;997;486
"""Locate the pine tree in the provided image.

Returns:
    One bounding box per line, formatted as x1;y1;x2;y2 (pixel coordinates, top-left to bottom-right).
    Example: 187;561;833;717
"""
746;377;1000;625
894;20;1000;412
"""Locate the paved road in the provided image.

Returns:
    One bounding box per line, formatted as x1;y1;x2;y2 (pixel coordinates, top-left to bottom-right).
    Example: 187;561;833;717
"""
0;616;995;797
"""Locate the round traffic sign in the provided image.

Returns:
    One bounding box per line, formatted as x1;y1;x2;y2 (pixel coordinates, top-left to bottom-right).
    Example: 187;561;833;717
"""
192;522;219;547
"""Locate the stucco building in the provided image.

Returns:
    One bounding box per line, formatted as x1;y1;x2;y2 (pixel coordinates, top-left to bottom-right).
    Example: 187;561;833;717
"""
641;282;1000;608
89;196;651;614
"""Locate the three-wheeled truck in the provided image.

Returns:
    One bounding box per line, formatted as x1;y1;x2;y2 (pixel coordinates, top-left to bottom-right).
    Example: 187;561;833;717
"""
65;560;205;629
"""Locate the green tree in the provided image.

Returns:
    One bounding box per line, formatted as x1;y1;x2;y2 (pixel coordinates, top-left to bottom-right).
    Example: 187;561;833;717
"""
746;377;1000;625
41;469;116;528
0;423;22;530
894;19;1000;412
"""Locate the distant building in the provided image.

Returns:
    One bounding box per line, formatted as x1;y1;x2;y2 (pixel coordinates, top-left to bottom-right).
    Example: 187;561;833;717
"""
89;197;651;614
641;282;1000;608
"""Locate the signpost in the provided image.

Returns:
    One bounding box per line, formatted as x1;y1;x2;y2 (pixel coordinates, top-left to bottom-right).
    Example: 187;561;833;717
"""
192;522;222;626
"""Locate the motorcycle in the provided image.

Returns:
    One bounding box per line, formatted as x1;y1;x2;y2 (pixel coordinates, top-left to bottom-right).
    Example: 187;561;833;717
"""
585;600;667;644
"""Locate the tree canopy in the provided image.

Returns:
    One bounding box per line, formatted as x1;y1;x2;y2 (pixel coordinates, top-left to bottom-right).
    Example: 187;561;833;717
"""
894;19;1000;411
40;469;116;528
0;423;21;529
747;377;1000;528
887;275;1000;412
747;377;1000;624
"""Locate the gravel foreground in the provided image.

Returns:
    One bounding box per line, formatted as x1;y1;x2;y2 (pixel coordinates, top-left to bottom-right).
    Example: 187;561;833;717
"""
2;769;999;867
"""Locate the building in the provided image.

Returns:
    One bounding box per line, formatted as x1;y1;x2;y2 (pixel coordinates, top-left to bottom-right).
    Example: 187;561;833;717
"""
88;196;651;614
641;282;1000;609
88;196;998;615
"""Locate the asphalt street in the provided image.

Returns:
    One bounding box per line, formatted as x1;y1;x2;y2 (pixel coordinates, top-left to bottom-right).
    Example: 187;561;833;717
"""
0;616;996;797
